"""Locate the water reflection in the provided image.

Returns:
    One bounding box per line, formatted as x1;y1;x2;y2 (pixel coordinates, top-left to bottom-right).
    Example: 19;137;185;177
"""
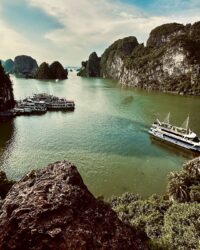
121;95;134;105
1;74;200;198
0;120;15;168
150;137;198;159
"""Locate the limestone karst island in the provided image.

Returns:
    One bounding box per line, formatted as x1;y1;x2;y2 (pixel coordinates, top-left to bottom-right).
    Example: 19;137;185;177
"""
0;1;200;249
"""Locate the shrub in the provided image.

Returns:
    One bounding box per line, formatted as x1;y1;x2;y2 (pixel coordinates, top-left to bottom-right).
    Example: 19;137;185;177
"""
163;203;200;250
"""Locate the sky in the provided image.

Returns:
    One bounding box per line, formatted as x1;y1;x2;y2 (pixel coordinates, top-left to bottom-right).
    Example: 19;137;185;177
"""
0;0;200;66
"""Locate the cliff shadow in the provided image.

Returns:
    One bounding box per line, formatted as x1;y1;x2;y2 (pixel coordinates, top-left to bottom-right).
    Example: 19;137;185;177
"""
0;120;15;167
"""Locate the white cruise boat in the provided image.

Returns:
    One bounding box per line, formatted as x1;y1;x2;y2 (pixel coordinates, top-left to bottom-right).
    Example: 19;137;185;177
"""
46;99;75;111
149;113;200;153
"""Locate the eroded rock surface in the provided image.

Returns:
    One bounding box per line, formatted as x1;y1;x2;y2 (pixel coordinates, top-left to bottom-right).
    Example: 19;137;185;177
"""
0;161;148;250
13;55;38;78
79;22;200;95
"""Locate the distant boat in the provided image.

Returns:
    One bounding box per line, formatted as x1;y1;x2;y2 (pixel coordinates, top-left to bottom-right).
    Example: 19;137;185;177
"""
149;113;200;153
15;93;75;113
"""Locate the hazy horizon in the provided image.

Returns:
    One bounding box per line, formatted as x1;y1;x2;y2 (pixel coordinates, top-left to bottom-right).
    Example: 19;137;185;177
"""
1;0;200;66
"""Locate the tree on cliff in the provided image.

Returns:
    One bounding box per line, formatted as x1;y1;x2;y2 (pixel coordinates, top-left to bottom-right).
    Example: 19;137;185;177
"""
111;157;200;249
78;22;200;95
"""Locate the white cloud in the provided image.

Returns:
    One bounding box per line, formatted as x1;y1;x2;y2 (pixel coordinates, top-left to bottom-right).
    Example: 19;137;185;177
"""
0;18;56;64
27;0;200;65
0;19;30;60
1;0;200;65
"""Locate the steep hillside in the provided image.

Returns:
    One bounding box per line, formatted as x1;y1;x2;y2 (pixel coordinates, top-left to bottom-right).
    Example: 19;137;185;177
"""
79;22;200;95
13;55;38;78
35;61;68;80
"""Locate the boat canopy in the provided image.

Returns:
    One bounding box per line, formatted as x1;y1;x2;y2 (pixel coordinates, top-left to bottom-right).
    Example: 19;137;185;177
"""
163;112;170;124
181;115;189;130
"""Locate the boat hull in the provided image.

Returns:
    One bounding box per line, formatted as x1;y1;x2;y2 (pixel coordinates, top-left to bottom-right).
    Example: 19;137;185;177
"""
47;107;75;111
149;130;200;154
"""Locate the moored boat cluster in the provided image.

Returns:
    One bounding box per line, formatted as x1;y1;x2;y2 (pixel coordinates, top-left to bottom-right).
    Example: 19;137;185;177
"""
0;93;75;118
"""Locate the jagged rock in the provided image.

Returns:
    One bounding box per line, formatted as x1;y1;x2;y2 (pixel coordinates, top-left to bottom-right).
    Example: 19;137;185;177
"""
13;55;38;78
100;22;200;95
0;161;148;250
80;22;200;95
2;59;14;74
0;63;15;111
35;62;53;80
78;52;101;77
101;36;139;80
49;61;68;80
146;23;185;47
35;61;68;80
0;171;15;199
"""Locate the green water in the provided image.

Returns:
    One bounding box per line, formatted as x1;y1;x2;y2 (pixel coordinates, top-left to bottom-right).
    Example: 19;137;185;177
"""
0;73;200;198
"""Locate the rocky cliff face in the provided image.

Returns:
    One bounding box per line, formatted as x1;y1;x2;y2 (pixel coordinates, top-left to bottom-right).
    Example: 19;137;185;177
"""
78;52;101;77
2;59;14;74
13;55;38;78
101;22;200;95
0;161;147;250
0;63;15;111
80;22;200;95
49;61;68;80
35;61;68;80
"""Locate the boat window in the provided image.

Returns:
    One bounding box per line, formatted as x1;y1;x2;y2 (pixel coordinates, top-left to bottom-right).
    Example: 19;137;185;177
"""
193;137;200;143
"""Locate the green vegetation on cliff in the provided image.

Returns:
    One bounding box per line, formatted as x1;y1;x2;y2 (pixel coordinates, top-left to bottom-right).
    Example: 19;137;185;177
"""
0;63;15;111
78;52;101;77
35;62;53;79
49;61;68;80
35;61;68;80
167;157;200;202
79;21;200;95
13;55;38;78
110;157;200;250
101;36;139;78
146;23;185;47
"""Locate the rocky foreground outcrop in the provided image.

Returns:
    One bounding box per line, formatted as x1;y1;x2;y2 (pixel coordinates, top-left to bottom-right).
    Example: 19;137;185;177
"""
0;161;148;250
35;61;68;80
79;22;200;95
0;63;15;111
13;55;38;78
